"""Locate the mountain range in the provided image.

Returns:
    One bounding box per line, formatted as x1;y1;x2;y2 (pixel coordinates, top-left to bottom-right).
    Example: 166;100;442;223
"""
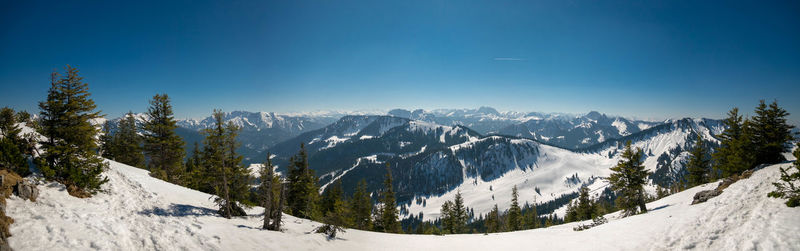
105;107;725;218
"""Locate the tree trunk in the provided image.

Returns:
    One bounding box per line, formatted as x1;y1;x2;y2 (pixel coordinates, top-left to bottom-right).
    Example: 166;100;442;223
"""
262;178;272;229
270;183;285;231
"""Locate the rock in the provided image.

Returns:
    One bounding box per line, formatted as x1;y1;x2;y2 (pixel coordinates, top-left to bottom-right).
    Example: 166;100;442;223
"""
692;189;722;204
14;179;38;202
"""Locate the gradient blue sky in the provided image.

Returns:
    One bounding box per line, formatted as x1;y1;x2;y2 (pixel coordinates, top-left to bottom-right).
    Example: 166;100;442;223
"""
1;0;799;124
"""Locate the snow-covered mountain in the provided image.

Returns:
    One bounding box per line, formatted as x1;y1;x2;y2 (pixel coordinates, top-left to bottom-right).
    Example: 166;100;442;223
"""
386;108;668;150
387;106;549;134
265;115;724;220
8;157;798;250
496;111;664;149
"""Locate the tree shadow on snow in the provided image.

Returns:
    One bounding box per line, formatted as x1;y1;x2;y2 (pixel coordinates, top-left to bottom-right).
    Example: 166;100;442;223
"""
139;203;218;217
649;204;670;211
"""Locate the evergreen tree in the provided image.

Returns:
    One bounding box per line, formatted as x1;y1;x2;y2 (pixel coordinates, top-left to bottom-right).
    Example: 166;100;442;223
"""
270;181;286;231
608;141;651;216
36;66;108;195
506;185;522;231
440;190;467;234
576;186;594;221
485;204;500;233
320;180;352;229
768;142;800;207
321;179;344;217
201;110;251;218
260;153;275;229
751;100;794;165
114;112;145;168
142;94;185;184
377;167;400;233
0;107;22;144
686;135;711;187
287;143;319;219
349;179;373;230
185;142;203;190
526;201;538;229
713;108;756;177
99;121;116;160
0;107;28;176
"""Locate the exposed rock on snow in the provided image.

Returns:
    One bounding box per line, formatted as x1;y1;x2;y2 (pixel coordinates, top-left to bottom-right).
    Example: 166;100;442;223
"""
692;189;722;204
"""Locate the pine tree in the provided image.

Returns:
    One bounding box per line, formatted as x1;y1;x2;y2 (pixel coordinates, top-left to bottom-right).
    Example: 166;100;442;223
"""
349;179;373;230
36;66;108;196
270;181;286;231
201;110;250;218
527;201;538;229
261;153;275;229
713;108;756;177
0;107;28;176
485;204;500;233
321;179;344;217
686;135;711;187
608;141;651;216
0;107;22;144
768;142;800;207
320;180;352;229
185;142;203;190
142;94;185;184
506;185;522;231
576;186;594;221
751;100;794;165
377;167;400;233
287;143;319;219
99;121;116;160
114;112;145;168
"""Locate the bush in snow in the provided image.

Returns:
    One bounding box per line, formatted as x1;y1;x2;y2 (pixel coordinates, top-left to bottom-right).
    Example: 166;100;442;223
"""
768;143;800;207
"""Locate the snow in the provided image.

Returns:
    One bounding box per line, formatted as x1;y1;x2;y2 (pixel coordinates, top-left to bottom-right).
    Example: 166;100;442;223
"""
612;119;630;136
320;136;350;150
8;159;798;250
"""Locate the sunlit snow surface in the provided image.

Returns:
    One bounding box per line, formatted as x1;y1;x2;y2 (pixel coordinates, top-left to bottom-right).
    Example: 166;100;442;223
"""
7;159;799;250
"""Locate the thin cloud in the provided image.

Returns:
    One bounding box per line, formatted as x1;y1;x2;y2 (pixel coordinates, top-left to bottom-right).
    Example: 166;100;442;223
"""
493;57;527;61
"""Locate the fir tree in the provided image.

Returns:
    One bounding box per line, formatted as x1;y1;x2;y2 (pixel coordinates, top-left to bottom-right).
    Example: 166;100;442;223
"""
0;107;28;176
525;200;538;229
506;185;522;231
201;110;251;218
36;66;108;195
485;204;500;233
99;121;116;160
713;108;756;177
142;94;185;184
751;100;794;165
608;141;651;216
114;112;145;168
768;142;800;207
440;190;467;234
287;143;319;219
576;186;594;221
260;153;275;229
321;179;344;217
377;167;400;233
686;135;711;187
270;181;286;231
0;107;22;144
185;142;203;190
349;179;373;230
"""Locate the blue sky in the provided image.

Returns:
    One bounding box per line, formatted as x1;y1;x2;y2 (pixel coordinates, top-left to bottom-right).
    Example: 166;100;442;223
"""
1;0;799;124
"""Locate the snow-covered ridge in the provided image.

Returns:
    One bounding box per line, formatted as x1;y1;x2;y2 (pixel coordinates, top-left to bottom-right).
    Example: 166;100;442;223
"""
7;158;797;250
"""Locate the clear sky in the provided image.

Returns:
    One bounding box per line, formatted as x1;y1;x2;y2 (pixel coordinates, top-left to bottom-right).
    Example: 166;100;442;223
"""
1;0;799;124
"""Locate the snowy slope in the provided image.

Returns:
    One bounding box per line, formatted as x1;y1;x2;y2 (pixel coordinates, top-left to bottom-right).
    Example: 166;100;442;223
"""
8;159;799;250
